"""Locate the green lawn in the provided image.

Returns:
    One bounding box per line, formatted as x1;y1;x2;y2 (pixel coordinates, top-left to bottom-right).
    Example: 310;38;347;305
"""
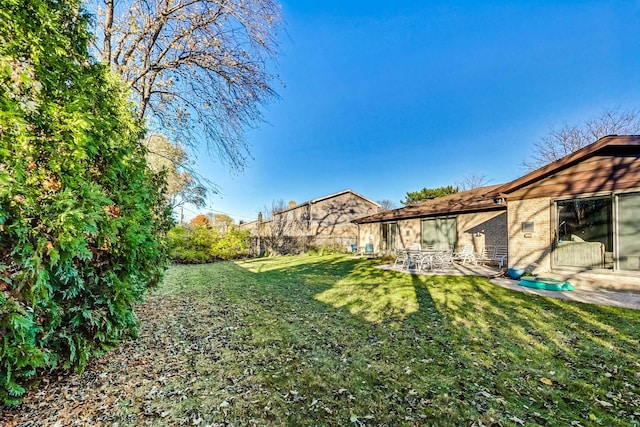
6;254;640;426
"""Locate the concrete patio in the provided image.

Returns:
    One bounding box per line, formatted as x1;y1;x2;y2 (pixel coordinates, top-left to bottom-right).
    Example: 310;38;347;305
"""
379;262;640;310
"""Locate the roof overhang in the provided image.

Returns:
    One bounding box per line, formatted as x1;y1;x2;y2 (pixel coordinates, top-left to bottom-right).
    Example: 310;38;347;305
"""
486;135;640;198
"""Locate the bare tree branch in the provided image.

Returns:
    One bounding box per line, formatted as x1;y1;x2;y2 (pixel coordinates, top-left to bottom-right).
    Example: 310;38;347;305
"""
524;107;640;171
455;173;490;191
90;0;282;170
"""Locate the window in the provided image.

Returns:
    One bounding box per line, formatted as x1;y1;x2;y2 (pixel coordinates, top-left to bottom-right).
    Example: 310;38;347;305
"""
421;217;456;251
556;196;613;269
521;221;535;233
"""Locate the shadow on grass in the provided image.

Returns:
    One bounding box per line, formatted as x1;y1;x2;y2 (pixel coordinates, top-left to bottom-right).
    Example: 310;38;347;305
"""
7;256;639;426
183;255;640;425
242;255;640;424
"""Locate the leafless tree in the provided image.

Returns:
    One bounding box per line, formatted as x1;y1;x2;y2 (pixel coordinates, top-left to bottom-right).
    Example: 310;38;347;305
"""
376;199;396;211
455;173;490;191
261;199;295;254
524;108;640;170
89;0;282;170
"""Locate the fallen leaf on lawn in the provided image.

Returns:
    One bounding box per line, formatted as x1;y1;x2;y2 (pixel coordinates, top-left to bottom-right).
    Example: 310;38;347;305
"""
595;399;613;407
509;415;525;425
540;377;553;386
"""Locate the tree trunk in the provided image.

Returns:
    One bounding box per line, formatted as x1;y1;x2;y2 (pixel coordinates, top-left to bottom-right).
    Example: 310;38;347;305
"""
103;0;114;65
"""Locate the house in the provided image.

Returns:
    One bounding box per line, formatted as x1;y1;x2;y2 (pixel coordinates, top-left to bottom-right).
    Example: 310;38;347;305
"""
486;134;640;277
353;184;507;255
243;190;379;254
355;134;640;288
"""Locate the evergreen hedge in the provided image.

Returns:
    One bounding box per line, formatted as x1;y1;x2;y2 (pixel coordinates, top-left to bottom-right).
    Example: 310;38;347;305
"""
0;0;172;403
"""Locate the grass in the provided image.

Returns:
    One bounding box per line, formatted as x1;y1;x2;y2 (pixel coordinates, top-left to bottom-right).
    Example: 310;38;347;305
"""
4;254;640;426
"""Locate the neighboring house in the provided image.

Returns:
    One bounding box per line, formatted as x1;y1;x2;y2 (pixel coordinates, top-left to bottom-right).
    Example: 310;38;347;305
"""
238;218;260;236
243;190;379;254
486;134;640;277
353;185;507;255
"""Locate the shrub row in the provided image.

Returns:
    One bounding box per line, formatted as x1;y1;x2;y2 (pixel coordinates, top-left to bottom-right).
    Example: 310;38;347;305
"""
168;225;250;263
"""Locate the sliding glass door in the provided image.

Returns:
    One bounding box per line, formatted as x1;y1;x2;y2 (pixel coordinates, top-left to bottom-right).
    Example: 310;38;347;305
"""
618;193;640;271
556;197;612;269
381;222;397;252
555;192;640;271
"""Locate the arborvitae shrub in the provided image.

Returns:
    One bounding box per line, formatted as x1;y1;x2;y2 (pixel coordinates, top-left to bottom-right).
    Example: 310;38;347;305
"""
0;0;172;403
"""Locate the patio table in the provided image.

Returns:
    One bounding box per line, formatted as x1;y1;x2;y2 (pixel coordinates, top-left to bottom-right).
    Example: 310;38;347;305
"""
406;250;441;271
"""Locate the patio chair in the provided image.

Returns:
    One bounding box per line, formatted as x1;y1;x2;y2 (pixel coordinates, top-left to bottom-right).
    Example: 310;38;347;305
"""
453;244;476;265
364;243;375;257
422;244;437;253
477;245;496;265
350;243;358;254
408;243;422;251
432;250;454;270
393;249;409;269
493;246;508;269
414;252;433;271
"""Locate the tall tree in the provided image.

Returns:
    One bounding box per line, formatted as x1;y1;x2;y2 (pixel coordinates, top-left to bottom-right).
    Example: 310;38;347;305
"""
401;186;458;206
90;0;282;170
0;0;172;402
205;213;234;231
524;108;640;170
190;214;211;227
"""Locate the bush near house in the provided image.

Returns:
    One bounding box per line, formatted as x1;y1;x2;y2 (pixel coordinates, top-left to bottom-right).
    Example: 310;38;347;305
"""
0;0;172;403
168;224;250;263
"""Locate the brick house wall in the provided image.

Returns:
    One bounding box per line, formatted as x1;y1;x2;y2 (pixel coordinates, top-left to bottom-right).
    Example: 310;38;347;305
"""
507;197;553;273
396;219;421;249
308;192;377;242
357;211;507;255
457;211;508;253
268;190;378;251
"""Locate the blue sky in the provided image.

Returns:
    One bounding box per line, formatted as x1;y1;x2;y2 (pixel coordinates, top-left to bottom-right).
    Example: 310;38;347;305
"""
191;0;640;222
